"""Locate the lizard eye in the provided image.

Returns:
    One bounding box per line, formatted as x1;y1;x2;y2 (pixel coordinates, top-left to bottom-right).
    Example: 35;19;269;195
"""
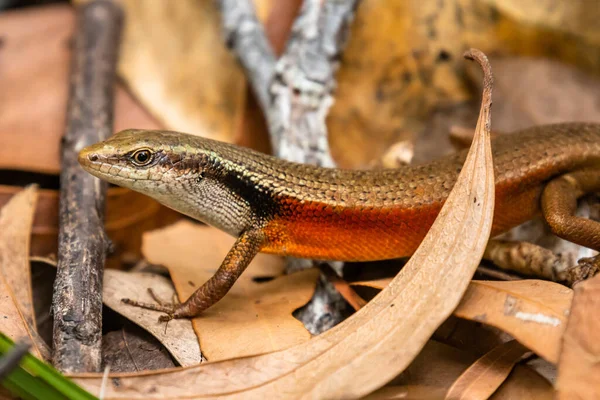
131;149;154;166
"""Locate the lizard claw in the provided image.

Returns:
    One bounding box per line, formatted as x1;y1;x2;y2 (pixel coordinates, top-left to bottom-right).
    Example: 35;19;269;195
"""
121;288;181;322
158;314;174;322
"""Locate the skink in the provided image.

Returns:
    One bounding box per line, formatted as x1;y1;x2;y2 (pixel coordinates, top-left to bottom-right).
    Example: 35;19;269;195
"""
78;123;600;320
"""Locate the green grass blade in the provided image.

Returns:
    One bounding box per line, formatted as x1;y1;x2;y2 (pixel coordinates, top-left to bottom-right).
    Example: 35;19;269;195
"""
0;332;99;400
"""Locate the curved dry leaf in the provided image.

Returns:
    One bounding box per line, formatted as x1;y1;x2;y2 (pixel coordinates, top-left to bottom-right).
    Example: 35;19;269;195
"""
445;340;531;400
142;221;317;361
0;275;41;359
354;279;573;364
69;50;495;399
0;186;44;359
556;274;600;399
0;186;38;328
103;270;203;367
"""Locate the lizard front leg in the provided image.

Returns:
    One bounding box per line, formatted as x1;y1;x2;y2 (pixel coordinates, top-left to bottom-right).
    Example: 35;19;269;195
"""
123;228;265;321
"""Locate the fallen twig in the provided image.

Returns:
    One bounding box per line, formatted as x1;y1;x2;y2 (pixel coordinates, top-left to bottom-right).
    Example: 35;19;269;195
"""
52;0;123;373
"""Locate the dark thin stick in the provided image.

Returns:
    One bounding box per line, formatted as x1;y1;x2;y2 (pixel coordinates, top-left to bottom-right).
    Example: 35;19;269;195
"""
52;0;123;373
0;341;30;382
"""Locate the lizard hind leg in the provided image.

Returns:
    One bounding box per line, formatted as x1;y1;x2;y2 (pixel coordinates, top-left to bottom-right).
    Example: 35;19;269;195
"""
542;168;600;252
122;228;265;322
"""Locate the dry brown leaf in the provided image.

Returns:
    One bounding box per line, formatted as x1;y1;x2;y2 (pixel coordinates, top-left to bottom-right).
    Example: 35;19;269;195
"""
391;341;479;391
110;0;255;141
0;275;42;359
102;326;176;372
555;274;600;399
142;221;317;361
0;4;161;175
434;316;510;358
70;49;494;399
456;280;572;364
351;278;394;291
365;341;551;400
445;340;531;400
354;279;572;364
490;365;553;400
103;270;203;367
370;369;553;400
0;186;38;328
0;186;43;359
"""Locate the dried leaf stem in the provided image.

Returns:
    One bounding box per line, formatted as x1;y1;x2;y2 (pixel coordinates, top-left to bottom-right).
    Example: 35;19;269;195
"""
52;0;123;373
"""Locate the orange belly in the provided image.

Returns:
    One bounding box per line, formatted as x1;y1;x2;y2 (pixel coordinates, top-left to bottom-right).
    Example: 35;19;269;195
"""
260;184;543;261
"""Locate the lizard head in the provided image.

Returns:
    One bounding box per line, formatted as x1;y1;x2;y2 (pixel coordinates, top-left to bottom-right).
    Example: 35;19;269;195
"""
78;129;256;236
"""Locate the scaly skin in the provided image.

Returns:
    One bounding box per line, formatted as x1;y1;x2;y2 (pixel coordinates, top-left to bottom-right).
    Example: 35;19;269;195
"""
78;122;600;318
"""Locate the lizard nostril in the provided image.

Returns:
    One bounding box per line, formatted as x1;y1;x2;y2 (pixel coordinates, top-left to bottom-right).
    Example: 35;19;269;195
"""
89;154;99;162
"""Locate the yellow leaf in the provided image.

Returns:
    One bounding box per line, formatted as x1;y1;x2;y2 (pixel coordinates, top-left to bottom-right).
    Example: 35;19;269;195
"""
115;0;247;141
